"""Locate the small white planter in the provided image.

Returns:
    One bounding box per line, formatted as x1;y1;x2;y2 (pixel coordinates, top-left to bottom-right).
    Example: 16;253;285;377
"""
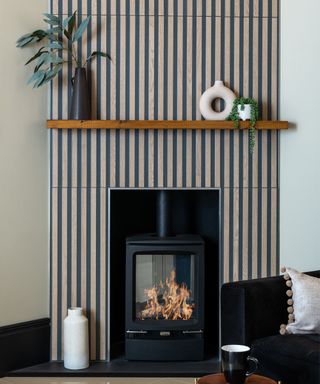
237;104;252;121
64;307;89;370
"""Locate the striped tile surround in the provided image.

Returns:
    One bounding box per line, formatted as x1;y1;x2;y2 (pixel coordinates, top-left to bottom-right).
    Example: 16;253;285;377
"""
50;0;279;361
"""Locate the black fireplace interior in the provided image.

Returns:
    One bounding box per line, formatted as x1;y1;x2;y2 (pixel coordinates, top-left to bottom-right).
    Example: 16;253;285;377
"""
110;189;220;361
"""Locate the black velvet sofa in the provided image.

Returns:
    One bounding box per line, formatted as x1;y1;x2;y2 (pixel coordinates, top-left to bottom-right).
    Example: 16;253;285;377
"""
221;271;320;384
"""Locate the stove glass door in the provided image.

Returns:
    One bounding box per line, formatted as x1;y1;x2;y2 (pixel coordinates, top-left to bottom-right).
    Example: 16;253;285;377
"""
135;253;195;321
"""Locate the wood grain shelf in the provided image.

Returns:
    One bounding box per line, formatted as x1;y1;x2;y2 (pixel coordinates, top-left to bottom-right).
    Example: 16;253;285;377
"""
47;120;289;130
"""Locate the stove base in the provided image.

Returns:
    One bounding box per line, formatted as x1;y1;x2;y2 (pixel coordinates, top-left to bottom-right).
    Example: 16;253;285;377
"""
125;337;204;361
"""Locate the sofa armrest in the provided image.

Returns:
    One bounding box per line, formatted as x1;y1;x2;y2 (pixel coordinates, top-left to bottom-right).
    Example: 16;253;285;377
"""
221;275;288;346
221;271;320;347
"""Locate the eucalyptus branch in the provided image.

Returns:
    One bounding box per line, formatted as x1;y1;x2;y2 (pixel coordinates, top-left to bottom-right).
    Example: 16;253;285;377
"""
72;50;80;67
16;10;111;87
83;51;112;67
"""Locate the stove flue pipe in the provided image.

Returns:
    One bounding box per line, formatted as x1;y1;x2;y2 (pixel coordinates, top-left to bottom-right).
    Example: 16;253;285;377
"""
156;190;171;237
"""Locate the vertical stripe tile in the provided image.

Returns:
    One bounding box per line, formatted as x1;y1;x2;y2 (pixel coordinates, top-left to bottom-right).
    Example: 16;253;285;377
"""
252;187;258;278
61;188;68;358
158;130;164;187
176;130;183;187
119;130;126;186
90;187;96;359
205;130;211;187
232;188;240;282
100;187;107;359
50;0;280;359
138;129;145;187
71;188;77;306
51;188;58;360
271;188;278;275
242;187;249;280
80;188;87;312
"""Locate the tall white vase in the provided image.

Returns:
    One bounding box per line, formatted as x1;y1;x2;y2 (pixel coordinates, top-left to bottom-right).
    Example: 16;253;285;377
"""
64;307;89;370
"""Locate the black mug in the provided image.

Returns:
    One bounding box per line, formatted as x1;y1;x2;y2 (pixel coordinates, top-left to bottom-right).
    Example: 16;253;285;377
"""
221;344;258;384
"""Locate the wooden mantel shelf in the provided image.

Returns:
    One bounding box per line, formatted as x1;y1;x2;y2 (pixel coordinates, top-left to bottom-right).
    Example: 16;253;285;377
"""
47;120;289;130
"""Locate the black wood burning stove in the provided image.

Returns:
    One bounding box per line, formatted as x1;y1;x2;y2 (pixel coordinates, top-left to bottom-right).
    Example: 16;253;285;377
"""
125;191;205;361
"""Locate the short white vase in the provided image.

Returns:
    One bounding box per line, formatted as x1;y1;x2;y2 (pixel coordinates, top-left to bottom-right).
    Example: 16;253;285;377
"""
64;307;89;370
237;104;251;121
199;80;236;120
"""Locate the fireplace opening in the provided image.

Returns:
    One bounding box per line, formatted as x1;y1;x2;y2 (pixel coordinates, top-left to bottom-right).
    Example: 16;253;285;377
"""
110;189;220;362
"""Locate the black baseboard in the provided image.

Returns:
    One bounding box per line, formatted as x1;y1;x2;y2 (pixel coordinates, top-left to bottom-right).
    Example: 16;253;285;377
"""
0;318;50;377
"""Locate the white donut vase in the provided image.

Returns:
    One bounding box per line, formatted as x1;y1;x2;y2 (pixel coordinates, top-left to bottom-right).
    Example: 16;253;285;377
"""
199;80;236;120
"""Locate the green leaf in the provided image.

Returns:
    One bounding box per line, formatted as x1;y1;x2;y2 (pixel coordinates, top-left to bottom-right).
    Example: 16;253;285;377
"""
95;51;111;59
62;15;72;30
43;13;61;23
43;18;61;26
18;30;51;49
25;47;48;65
72;16;91;42
36;51;58;70
27;71;42;85
63;11;77;40
85;51;112;65
36;52;53;69
46;27;63;34
42;73;54;84
42;64;62;84
63;11;76;30
17;32;33;40
50;53;64;64
34;54;48;71
47;33;60;41
16;32;33;44
68;11;77;34
16;29;48;47
63;30;71;40
16;36;34;47
33;71;46;88
46;42;63;50
32;29;48;42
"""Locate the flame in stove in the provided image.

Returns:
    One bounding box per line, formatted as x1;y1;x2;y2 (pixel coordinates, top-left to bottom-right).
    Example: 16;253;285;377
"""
138;270;194;320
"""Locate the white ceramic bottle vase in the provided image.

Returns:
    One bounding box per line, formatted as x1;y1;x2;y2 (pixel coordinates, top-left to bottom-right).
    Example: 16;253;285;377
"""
64;307;89;370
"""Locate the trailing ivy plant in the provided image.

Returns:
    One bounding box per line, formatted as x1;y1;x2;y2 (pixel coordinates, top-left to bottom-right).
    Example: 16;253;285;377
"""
227;97;259;154
16;11;111;88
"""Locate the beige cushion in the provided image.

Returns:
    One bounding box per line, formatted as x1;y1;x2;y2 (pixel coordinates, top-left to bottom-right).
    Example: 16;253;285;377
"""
280;267;320;335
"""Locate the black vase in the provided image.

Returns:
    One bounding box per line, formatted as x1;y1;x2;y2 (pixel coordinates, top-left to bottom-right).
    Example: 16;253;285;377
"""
69;67;91;119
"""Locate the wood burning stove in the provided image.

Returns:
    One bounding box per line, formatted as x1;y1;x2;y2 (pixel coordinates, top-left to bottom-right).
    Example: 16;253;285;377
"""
125;191;205;361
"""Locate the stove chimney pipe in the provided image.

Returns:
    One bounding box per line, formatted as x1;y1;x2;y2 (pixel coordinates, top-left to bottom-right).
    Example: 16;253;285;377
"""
156;190;171;237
